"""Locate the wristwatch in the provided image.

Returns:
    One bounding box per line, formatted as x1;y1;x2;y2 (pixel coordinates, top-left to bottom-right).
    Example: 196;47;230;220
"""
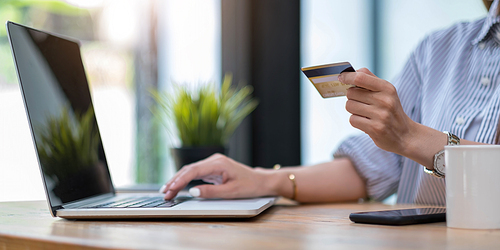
424;131;460;178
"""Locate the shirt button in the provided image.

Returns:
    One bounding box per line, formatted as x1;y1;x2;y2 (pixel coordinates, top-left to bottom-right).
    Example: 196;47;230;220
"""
478;42;485;50
481;77;491;86
455;116;465;125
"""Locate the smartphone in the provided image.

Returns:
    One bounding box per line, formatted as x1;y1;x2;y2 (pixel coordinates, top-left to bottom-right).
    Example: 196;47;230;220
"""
349;207;446;226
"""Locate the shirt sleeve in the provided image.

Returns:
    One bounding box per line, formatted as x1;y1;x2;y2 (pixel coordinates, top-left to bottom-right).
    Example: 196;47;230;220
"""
334;50;423;202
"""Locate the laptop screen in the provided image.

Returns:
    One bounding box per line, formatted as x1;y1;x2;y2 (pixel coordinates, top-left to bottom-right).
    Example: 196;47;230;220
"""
7;22;114;209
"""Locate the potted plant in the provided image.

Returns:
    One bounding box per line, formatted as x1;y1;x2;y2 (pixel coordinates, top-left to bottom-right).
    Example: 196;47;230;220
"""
150;74;258;171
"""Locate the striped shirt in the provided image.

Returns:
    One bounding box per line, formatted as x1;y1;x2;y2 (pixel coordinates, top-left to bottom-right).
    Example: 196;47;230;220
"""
334;0;500;205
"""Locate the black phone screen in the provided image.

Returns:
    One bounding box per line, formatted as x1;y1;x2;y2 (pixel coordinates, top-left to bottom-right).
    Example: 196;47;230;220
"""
349;207;446;225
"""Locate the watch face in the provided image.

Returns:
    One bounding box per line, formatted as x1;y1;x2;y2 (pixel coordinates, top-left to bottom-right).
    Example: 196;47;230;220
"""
435;151;446;175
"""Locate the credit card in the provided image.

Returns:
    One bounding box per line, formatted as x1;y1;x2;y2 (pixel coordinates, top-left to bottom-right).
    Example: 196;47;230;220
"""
301;62;355;98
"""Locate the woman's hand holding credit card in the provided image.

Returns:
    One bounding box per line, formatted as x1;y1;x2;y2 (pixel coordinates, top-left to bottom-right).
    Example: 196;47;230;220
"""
301;62;356;98
302;62;429;166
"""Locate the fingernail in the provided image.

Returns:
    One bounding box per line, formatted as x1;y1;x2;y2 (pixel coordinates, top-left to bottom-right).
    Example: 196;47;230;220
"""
159;184;167;193
189;187;201;197
338;74;343;83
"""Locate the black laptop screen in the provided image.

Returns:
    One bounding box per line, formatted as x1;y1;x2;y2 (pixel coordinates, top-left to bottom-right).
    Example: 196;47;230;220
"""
7;22;114;208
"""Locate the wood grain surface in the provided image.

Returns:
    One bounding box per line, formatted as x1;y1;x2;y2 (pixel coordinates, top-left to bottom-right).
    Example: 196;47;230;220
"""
0;199;499;250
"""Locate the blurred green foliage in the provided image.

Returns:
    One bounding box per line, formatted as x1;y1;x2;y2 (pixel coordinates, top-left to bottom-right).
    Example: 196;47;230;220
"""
0;0;85;85
151;74;259;147
0;0;85;36
36;107;99;180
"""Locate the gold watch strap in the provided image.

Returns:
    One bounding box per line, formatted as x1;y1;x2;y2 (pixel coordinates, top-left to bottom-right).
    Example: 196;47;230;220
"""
444;131;460;146
423;168;445;178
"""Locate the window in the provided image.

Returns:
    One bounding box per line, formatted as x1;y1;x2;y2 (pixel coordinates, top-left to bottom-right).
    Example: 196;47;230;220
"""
0;0;141;201
0;0;221;202
300;0;487;166
0;0;487;202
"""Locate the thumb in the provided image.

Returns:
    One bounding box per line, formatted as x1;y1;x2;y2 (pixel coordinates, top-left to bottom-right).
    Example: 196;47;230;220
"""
356;67;376;77
189;183;237;199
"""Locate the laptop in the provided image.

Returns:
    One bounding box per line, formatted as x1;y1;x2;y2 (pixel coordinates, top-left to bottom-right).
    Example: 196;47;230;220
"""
6;21;275;219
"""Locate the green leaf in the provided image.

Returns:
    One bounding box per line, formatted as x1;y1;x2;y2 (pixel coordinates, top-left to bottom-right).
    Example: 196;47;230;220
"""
149;73;258;147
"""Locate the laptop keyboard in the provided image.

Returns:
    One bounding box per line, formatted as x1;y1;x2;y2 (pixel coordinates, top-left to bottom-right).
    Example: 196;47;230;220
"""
83;196;191;209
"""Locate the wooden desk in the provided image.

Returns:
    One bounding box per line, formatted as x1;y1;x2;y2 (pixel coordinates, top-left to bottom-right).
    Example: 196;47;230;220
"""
1;199;499;250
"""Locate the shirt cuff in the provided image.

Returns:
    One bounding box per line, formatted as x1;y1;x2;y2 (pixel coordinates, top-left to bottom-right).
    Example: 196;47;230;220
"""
334;134;401;201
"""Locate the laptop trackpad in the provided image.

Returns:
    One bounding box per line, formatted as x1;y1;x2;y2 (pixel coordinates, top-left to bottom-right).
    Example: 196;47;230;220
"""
175;197;275;210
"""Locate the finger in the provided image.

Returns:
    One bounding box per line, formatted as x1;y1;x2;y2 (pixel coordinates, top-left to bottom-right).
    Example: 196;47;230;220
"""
346;87;375;105
167;154;228;193
339;71;384;92
356;67;376;77
160;167;190;194
164;188;180;200
345;99;374;119
162;161;206;199
349;113;388;138
189;183;238;199
159;184;168;193
165;156;217;191
163;164;222;200
162;159;196;191
349;114;372;133
200;174;224;185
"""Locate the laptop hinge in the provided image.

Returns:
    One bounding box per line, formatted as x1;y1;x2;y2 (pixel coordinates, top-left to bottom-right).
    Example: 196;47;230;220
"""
51;205;63;216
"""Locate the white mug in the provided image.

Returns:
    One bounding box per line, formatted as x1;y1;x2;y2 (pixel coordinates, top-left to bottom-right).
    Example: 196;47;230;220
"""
445;145;500;229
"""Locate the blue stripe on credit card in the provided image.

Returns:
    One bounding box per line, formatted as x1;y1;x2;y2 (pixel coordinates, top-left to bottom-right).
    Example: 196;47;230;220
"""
302;63;355;78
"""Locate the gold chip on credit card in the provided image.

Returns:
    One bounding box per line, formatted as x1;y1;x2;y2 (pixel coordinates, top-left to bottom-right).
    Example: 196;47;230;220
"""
301;62;355;98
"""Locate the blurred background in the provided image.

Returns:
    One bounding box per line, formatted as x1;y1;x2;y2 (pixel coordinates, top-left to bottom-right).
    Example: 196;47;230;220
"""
0;0;486;202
